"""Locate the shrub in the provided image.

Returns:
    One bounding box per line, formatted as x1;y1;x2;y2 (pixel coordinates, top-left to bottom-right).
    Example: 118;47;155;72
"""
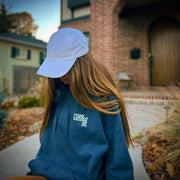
0;101;14;110
0;93;7;128
18;96;41;108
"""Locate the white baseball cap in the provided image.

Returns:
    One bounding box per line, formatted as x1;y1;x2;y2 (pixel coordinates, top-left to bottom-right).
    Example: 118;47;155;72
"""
37;28;89;78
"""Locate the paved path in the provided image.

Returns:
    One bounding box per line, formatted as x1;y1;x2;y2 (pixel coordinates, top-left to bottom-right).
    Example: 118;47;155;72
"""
0;101;175;180
127;103;174;136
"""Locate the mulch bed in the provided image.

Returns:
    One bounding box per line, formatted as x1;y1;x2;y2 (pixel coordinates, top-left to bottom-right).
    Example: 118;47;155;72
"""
0;107;43;151
139;103;180;180
143;134;180;180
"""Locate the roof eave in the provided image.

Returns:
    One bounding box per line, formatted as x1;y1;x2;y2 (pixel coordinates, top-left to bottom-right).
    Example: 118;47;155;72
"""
0;36;47;49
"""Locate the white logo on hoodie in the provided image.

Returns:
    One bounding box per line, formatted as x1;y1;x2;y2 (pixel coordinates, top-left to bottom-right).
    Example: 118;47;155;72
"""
73;113;88;127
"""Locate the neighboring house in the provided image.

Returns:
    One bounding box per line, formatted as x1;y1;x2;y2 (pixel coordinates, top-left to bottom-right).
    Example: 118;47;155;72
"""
60;0;180;89
0;33;47;94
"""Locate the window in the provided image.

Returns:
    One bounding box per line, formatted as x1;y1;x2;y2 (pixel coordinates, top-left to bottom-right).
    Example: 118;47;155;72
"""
27;50;31;60
84;32;90;49
11;47;31;60
39;52;46;65
68;0;90;9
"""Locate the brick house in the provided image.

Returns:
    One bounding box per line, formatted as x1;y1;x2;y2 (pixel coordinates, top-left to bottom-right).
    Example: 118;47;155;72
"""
0;33;47;94
60;0;180;90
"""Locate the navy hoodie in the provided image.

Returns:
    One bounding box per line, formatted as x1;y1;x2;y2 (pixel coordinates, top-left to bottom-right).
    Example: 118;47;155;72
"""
28;80;134;180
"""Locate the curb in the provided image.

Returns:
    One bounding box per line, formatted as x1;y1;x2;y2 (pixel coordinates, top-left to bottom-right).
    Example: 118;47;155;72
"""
129;143;150;180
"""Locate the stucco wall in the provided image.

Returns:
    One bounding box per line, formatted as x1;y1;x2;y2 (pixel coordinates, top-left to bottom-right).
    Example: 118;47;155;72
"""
0;40;46;94
61;0;90;21
61;0;72;21
74;6;90;18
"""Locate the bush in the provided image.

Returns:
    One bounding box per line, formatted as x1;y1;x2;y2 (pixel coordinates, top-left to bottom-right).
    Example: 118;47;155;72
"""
18;96;41;108
0;101;14;110
0;92;7;128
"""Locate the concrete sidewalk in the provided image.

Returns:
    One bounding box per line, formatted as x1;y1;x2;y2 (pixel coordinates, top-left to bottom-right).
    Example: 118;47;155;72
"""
0;134;148;180
0;101;175;180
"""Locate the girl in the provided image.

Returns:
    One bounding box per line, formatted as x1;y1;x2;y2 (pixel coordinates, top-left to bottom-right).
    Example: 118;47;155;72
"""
8;28;134;180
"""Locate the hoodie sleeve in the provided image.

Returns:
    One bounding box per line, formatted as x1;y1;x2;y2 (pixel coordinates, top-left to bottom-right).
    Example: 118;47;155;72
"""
102;99;134;180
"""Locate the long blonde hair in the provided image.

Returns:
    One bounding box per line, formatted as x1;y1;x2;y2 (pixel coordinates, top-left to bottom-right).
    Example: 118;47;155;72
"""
40;53;133;147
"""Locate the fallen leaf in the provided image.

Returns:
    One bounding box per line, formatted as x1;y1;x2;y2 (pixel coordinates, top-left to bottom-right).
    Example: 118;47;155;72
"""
149;163;156;171
18;136;25;141
9;140;15;143
166;162;175;178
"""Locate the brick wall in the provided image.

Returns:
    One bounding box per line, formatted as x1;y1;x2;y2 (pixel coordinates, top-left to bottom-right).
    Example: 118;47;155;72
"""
90;0;127;88
60;18;91;35
60;0;180;90
115;1;180;90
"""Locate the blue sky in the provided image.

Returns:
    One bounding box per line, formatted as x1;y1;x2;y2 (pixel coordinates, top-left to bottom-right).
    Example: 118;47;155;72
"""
5;0;61;42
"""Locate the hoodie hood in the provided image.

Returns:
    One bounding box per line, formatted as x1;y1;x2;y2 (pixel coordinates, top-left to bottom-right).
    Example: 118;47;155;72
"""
54;78;70;144
55;78;69;91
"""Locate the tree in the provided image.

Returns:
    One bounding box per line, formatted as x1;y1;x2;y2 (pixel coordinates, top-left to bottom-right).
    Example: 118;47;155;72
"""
0;0;38;36
0;0;14;33
9;12;38;36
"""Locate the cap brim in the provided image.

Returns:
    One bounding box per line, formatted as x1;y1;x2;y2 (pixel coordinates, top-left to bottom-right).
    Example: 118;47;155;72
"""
37;57;76;78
